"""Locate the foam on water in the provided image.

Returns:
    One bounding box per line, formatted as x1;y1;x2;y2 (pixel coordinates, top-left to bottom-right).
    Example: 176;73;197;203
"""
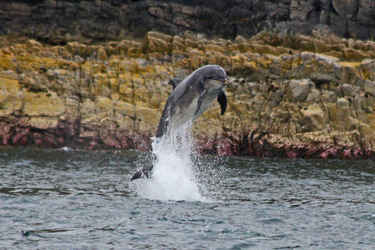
58;146;72;152
133;123;207;202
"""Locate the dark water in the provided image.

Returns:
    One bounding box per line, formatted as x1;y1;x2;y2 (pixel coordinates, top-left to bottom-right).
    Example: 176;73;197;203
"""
1;147;374;249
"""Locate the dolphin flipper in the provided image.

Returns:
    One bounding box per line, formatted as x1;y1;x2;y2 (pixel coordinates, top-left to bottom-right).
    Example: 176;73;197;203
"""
217;90;227;115
195;88;207;116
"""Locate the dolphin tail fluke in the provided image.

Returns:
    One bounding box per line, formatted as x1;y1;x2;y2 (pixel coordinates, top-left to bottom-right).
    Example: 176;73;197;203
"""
217;90;227;115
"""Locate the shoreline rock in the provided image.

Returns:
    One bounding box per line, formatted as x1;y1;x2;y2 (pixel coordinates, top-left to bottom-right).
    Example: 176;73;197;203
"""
1;30;375;159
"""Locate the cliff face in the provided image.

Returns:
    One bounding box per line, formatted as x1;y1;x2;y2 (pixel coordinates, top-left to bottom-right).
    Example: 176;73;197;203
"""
1;0;375;43
1;0;375;158
1;30;375;158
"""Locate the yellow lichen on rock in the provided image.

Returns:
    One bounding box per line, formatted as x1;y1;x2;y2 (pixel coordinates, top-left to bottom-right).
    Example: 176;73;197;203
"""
0;77;23;116
301;104;325;131
23;92;65;117
28;117;59;129
1;30;375;153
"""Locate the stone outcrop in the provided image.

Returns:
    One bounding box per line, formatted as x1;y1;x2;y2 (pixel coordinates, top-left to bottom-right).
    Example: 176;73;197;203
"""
1;0;375;44
1;30;375;158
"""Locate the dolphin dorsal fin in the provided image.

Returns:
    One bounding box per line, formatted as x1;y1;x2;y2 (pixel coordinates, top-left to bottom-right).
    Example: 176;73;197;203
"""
217;90;227;115
168;77;183;89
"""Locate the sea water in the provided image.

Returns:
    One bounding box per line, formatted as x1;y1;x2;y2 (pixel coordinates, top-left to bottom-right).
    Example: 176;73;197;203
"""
1;147;375;249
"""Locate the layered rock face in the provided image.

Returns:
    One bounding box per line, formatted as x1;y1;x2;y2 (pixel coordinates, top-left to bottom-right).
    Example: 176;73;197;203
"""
1;0;375;42
1;30;375;158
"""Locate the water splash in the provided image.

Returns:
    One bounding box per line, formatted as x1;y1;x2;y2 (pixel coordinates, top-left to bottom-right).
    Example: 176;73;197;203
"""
133;123;207;202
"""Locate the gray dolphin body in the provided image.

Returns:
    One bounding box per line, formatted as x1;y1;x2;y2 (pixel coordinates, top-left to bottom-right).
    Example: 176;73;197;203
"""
156;64;228;137
131;65;228;181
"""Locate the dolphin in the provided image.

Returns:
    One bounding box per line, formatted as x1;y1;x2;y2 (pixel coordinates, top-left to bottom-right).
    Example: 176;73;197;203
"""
156;64;228;138
131;65;228;181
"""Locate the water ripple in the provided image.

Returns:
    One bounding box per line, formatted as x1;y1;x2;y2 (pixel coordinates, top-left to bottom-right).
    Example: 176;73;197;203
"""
0;148;374;249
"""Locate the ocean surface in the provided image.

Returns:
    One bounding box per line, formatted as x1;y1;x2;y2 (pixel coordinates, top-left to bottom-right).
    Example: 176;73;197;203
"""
1;147;374;249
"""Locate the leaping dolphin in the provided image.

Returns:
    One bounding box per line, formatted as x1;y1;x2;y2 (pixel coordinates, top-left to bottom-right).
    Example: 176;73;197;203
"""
131;65;228;181
156;64;228;137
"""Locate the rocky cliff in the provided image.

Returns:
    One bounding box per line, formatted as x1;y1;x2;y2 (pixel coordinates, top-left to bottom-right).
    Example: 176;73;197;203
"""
1;29;375;158
1;0;375;42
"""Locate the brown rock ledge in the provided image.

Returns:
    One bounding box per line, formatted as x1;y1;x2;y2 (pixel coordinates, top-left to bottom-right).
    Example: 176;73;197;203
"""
1;31;375;158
